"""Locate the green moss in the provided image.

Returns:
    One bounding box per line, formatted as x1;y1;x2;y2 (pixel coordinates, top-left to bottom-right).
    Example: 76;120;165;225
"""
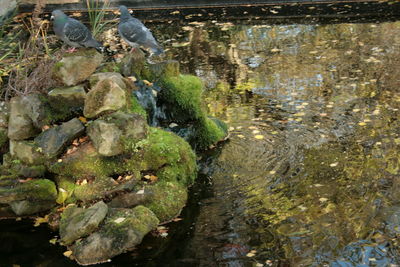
52;61;65;73
191;117;228;151
0;179;58;202
98;62;121;73
143;181;188;222
159;75;205;122
129;96;147;118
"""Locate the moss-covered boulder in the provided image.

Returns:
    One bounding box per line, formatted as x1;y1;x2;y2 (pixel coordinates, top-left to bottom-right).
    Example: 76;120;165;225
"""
71;205;159;265
52;49;103;86
87;112;148;156
0;178;57;215
158;74;228;150
60;201;108;245
84;73;129;118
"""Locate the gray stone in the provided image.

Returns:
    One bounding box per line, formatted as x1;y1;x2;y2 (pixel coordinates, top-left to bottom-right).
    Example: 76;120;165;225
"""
72;205;159;265
119;50;146;77
53;49;103;86
9;140;45;165
7;95;47;140
60;201;108;245
48;85;86;110
10;200;55;216
89;72;125;88
35;118;85;158
87;112;148;156
83;74;128;118
0;0;16;23
87;120;122;156
149;60;180;79
17;165;46;178
108;191;150;208
0;101;9;128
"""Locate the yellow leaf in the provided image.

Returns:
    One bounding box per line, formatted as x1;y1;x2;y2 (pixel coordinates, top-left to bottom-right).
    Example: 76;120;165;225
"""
78;116;87;123
34;215;49;227
254;135;264;140
114;217;126;224
63;250;73;257
49;238;57;245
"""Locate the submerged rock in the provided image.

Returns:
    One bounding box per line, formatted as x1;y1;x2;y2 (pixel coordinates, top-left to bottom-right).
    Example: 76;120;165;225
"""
87;112;148;156
72;205;159;265
52;49;103;86
7;94;47;140
60;201;108;245
84;73;129;118
35;118;84;158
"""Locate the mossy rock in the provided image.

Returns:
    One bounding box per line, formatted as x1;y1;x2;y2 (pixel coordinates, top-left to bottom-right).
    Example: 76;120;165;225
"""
129;96;147;118
191;117;228;151
143;181;188;222
159;74;205;122
72;205;159;265
0;179;57;215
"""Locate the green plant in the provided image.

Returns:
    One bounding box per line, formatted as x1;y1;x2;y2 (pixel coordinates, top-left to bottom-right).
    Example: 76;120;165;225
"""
86;0;113;38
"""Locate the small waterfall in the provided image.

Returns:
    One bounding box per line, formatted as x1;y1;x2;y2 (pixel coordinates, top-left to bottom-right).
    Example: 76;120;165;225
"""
133;81;166;127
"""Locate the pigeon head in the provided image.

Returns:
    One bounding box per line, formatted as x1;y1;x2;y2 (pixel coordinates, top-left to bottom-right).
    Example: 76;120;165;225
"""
119;5;132;21
51;9;67;21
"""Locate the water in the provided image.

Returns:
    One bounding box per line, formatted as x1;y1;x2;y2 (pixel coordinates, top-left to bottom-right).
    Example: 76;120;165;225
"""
2;12;400;267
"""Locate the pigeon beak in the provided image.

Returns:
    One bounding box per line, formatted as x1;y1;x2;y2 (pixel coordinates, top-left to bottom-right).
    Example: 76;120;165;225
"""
129;10;133;14
50;15;54;20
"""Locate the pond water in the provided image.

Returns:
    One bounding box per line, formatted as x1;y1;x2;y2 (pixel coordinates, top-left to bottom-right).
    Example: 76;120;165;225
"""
2;11;400;267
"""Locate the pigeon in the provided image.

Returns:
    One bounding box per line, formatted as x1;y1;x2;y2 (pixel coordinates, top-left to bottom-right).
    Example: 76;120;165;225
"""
118;5;164;56
51;10;103;52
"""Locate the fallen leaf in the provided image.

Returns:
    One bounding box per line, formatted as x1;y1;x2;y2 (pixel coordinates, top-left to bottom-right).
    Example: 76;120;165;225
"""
49;238;57;245
114;217;126;224
330;162;339;167
34;215;49;227
78;116;87;123
63;250;73;257
319;197;328;203
254;135;264;139
137;189;145;194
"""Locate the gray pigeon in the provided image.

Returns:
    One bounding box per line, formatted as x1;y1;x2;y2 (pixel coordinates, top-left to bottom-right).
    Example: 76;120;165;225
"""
118;5;164;56
51;10;103;51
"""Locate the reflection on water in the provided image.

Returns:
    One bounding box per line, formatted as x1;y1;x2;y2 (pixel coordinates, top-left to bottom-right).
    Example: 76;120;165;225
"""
154;18;400;266
2;15;400;267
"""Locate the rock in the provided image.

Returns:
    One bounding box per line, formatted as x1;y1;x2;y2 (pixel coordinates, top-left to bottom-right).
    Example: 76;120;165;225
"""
119;49;147;78
72;205;159;265
48;85;86;111
84;74;128;118
0;101;9;128
60;201;108;245
9;140;45;165
87;120;121;156
16;164;46;178
0;179;57;215
87;112;148;156
9;200;55;216
143;181;188;222
7;94;47;140
35;118;85;158
108;191;151;208
89;72;125;88
53;49;103;86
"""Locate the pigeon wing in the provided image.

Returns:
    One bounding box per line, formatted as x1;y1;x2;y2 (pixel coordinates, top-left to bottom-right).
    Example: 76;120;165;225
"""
119;19;147;45
63;18;91;44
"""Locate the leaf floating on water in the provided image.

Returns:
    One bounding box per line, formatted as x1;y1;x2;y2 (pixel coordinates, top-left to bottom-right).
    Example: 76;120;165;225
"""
294;112;305;117
358;122;367;126
252;130;260;134
49;238;57;245
330;162;339;167
269;170;276;174
254;135;264;139
270;48;282;52
114;217;126;224
352;108;361;112
256;263;264;267
34;215;49;227
63;250;73;258
320;113;327;117
237;134;245;138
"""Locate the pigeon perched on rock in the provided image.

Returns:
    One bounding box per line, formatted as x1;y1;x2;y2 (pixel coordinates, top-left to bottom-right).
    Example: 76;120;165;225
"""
118;5;164;56
51;10;103;52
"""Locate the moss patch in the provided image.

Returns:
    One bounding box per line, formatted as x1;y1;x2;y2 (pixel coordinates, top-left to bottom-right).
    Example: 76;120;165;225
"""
159;75;205;122
129;96;147;118
143;181;188;222
191;117;228;151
